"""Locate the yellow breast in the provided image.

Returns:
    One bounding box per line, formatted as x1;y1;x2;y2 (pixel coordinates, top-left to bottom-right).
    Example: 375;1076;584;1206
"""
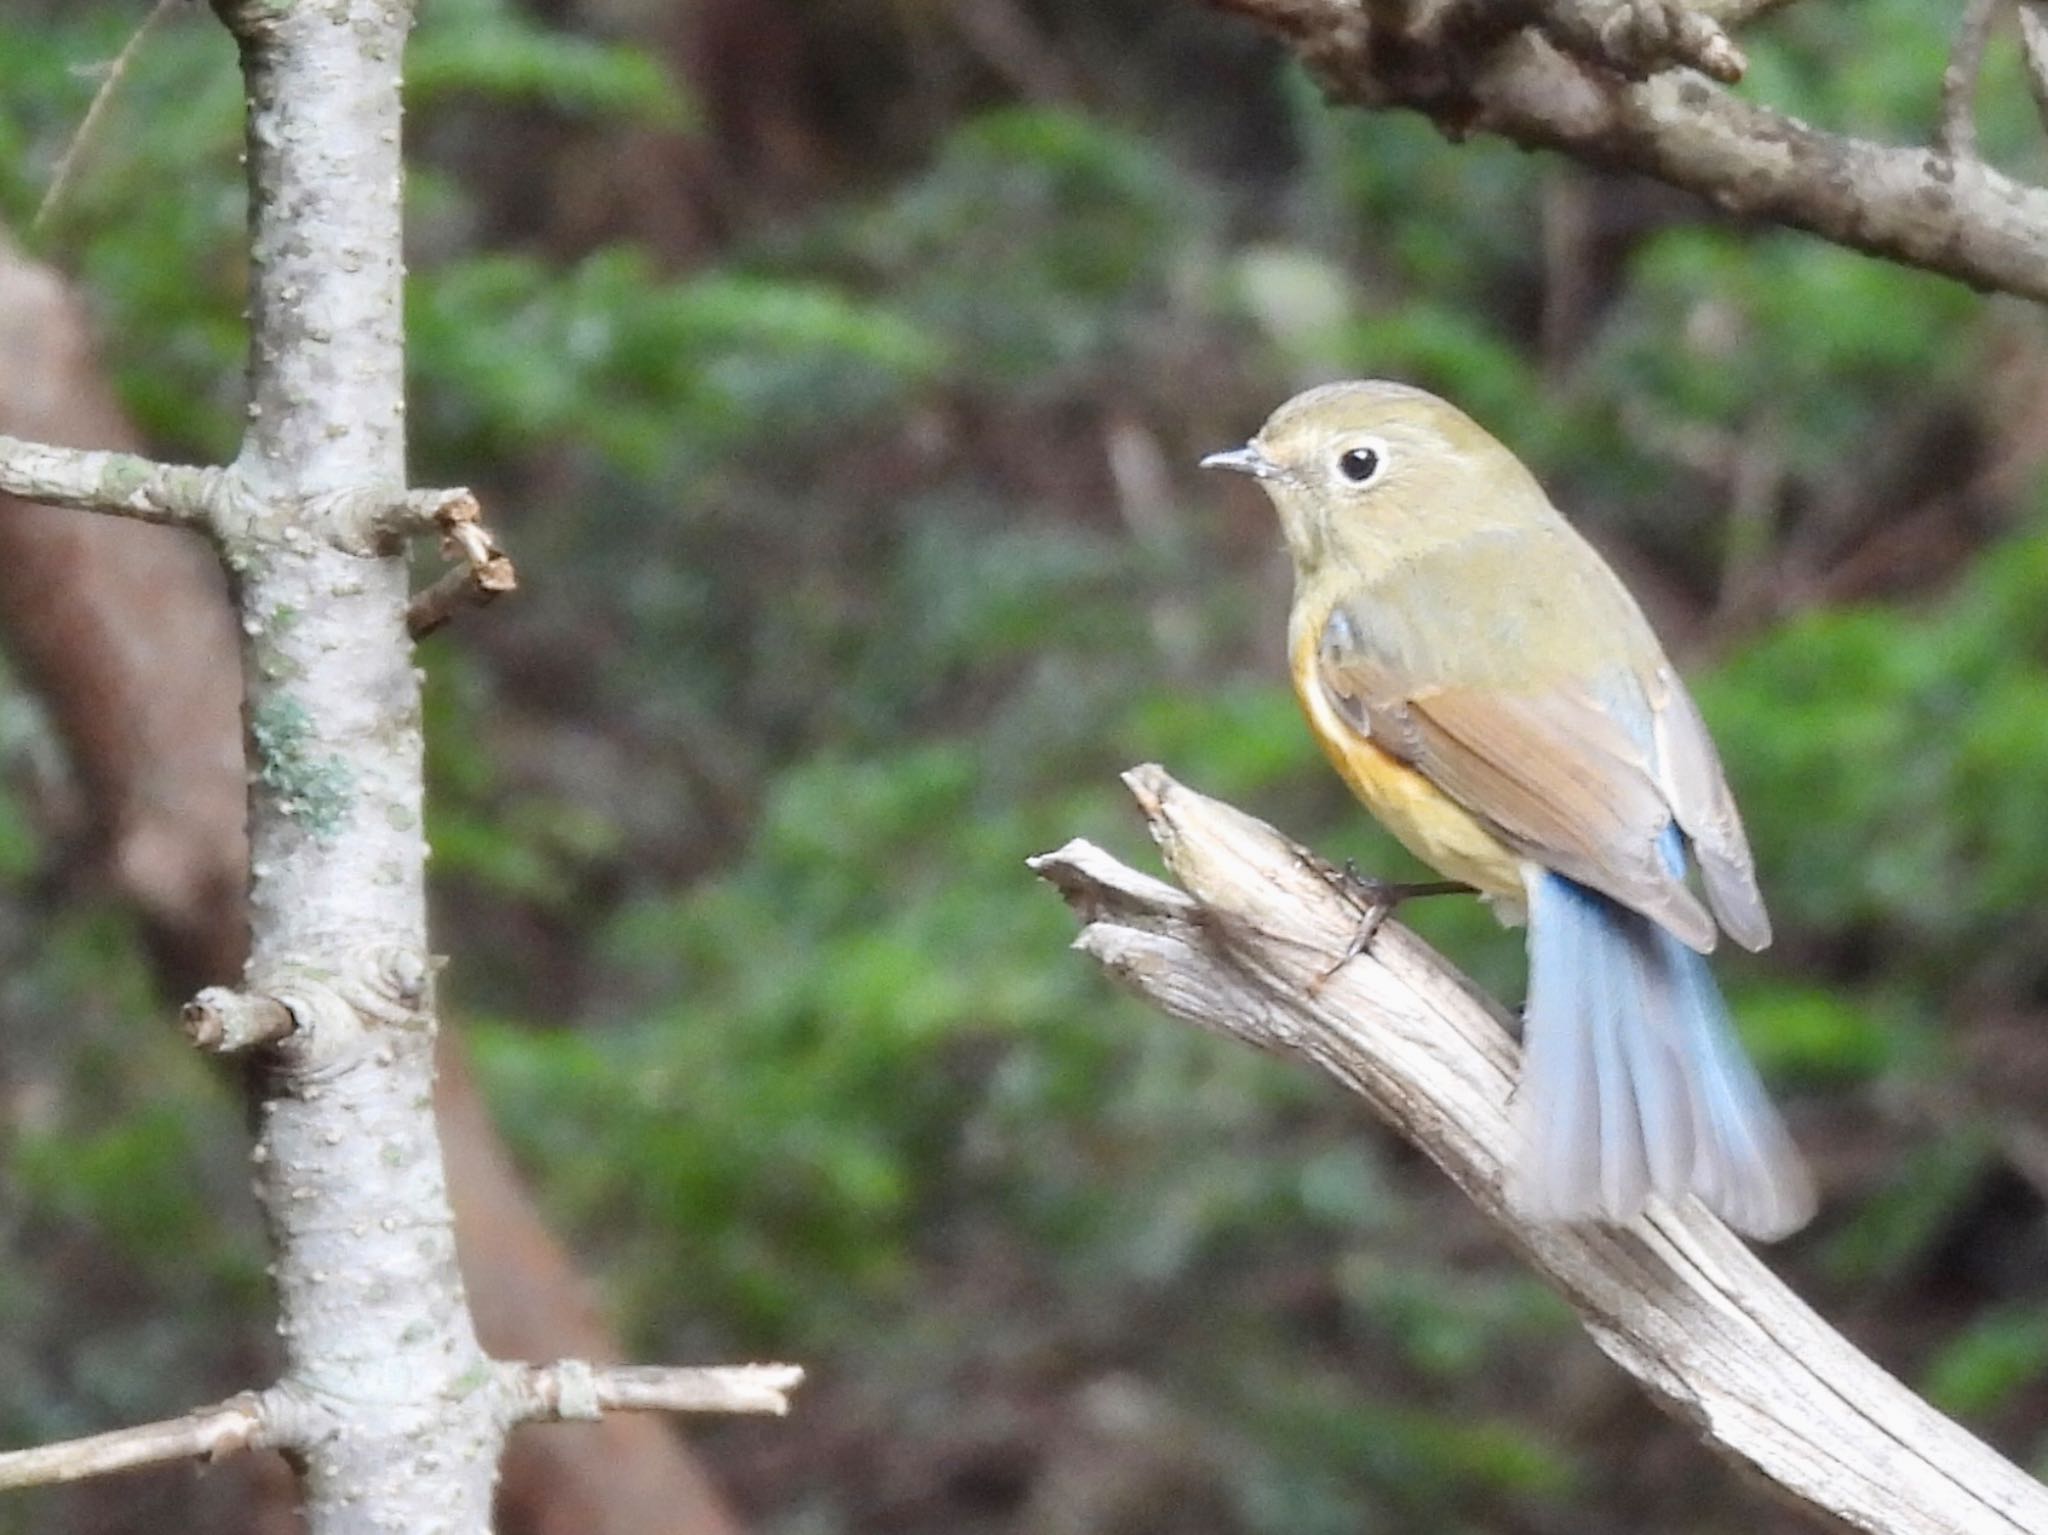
1289;626;1526;903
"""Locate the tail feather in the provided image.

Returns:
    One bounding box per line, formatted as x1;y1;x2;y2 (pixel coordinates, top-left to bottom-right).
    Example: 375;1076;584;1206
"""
1513;861;1813;1240
1619;936;1690;1197
1585;930;1648;1219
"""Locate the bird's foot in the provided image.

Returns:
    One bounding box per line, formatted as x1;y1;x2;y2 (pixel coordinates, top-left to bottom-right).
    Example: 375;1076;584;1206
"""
1308;860;1473;991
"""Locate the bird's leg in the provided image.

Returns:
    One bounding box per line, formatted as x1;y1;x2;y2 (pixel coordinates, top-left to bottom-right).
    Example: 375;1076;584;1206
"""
1310;860;1473;989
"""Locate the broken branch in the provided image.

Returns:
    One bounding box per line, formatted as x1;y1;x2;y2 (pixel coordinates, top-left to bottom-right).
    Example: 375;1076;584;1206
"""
1032;766;2048;1535
406;492;517;639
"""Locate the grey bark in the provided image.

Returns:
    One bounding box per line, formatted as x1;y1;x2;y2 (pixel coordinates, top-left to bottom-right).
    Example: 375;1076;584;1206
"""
216;1;494;1527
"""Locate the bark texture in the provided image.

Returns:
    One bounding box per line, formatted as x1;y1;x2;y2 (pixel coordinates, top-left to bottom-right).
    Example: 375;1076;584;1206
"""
218;2;500;1528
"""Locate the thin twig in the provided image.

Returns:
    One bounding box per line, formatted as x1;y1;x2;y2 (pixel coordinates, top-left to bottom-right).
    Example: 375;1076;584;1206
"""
0;1394;278;1491
1938;0;2003;160
2018;2;2048;136
507;1362;807;1424
0;1361;807;1494
1032;767;2048;1535
32;0;180;240
0;435;229;531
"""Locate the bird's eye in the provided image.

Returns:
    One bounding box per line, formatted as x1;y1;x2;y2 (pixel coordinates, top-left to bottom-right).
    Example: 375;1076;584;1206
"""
1337;446;1382;484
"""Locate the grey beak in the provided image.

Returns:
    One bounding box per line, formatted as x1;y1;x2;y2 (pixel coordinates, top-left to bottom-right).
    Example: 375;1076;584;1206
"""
1199;444;1279;479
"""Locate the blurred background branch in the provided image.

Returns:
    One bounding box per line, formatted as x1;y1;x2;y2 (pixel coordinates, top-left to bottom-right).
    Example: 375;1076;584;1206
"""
1206;0;2048;303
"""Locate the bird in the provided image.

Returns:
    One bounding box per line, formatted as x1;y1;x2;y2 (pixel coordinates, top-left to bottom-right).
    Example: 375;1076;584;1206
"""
1202;380;1814;1240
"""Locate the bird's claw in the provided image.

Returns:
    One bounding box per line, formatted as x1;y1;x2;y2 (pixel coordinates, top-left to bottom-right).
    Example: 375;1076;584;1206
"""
1305;859;1475;991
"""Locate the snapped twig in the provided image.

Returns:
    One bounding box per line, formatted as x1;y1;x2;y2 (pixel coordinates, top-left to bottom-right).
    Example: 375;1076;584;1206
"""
406;492;517;639
0;437;488;560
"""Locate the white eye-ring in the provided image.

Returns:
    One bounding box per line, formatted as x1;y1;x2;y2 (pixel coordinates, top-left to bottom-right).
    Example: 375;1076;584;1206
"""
1335;437;1390;486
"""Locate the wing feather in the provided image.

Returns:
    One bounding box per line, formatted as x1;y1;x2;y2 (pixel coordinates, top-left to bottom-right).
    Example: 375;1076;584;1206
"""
1317;592;1719;953
1648;667;1771;951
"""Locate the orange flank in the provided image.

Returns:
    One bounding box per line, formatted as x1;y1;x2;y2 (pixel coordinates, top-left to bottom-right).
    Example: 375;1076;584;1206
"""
1288;619;1527;907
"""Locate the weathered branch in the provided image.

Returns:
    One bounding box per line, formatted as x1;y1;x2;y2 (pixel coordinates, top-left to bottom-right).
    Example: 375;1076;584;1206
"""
508;1363;807;1424
1032;766;2048;1535
1209;0;2048;304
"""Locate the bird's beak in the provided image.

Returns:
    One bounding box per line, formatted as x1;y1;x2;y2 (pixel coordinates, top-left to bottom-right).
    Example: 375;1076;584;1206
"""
1199;443;1280;480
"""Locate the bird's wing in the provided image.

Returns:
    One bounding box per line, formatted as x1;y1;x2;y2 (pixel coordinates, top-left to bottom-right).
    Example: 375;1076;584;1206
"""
1646;665;1771;950
1316;592;1719;953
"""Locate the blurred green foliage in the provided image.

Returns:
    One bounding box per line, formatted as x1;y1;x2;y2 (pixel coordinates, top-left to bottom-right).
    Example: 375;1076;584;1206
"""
6;0;2048;1531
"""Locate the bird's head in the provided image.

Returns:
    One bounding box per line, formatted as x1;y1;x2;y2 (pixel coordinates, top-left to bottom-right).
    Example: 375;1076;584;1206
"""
1202;380;1544;574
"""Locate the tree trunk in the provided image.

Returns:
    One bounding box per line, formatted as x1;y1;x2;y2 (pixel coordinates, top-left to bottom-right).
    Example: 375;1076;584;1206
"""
0;3;796;1527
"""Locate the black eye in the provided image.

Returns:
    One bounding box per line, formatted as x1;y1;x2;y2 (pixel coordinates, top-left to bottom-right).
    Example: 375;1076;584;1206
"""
1337;446;1381;483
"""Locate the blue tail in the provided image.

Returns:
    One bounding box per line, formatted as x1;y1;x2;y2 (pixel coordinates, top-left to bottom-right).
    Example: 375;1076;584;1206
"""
1512;846;1813;1239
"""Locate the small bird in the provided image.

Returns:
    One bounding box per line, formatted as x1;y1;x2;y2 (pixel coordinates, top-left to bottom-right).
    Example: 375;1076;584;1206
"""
1203;380;1813;1240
